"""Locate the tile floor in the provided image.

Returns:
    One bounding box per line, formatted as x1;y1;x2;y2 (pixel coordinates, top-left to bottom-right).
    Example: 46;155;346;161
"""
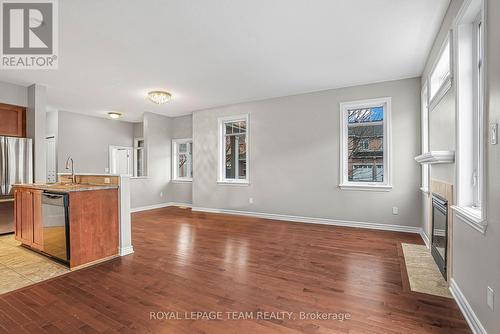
402;242;451;298
0;234;69;295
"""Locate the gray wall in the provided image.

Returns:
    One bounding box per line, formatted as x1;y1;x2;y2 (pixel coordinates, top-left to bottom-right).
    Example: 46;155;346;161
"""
130;112;173;208
451;0;500;332
420;0;462;242
192;77;422;227
56;111;134;173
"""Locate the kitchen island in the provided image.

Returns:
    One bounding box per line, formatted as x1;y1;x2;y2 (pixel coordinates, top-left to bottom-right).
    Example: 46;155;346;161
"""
13;182;119;269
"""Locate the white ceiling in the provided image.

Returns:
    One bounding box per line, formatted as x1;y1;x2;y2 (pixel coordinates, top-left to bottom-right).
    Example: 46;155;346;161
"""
0;0;450;122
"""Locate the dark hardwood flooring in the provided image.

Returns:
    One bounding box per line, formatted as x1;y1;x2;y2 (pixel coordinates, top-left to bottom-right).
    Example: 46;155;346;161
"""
0;207;470;333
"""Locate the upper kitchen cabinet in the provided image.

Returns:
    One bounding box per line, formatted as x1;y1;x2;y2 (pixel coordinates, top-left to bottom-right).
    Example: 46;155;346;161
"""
0;103;26;137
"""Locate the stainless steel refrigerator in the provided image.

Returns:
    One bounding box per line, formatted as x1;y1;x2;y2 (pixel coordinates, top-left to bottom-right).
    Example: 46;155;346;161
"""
0;136;33;234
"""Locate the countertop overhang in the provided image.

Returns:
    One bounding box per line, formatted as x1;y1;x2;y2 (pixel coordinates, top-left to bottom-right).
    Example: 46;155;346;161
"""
14;183;119;193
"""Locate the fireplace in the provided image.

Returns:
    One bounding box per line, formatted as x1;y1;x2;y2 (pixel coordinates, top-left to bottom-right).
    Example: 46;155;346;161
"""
431;194;448;279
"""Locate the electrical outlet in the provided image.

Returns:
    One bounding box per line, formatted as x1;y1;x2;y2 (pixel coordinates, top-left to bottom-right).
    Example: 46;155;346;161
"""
490;123;498;145
487;286;494;310
104;177;111;184
105;167;110;173
392;207;399;215
249;197;254;204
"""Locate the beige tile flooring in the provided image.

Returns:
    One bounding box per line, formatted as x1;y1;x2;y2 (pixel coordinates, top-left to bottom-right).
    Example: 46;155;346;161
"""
0;234;69;295
402;243;451;298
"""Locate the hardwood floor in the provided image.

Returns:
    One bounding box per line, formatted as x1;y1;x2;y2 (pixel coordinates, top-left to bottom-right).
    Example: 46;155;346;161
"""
0;207;470;333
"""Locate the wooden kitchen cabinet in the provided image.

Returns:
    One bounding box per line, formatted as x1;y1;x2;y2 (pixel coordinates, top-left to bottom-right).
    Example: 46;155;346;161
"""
14;188;43;251
0;103;26;137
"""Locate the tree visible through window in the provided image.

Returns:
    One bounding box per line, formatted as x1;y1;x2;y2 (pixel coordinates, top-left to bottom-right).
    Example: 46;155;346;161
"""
346;105;386;184
218;115;249;183
172;139;193;181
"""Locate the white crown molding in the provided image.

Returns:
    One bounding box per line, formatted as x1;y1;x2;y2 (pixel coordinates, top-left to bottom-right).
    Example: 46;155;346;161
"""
191;206;422;234
415;151;455;164
449;279;487;334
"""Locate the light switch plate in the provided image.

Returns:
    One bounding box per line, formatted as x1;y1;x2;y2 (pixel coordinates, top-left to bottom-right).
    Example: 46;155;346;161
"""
392;207;399;215
490;123;498;145
487;286;494;310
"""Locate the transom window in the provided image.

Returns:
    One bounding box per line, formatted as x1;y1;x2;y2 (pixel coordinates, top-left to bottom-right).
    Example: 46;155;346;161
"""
218;115;249;184
429;37;452;109
172;138;193;181
340;98;392;190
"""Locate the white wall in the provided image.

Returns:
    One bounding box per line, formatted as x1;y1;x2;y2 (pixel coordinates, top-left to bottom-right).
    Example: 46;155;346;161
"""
0;81;27;107
56;110;134;173
192;77;422;227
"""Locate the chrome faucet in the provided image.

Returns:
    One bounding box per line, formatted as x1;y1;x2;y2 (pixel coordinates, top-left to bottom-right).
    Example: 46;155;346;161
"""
65;157;76;183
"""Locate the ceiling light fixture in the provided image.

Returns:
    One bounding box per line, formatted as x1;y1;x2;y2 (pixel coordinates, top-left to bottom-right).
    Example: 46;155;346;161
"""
147;90;172;104
107;112;122;119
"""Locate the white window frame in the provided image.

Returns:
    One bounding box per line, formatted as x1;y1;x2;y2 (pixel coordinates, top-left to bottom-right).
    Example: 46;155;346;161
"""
421;82;430;193
429;34;453;111
452;0;487;234
133;137;146;178
172;138;193;182
339;97;392;191
217;114;249;185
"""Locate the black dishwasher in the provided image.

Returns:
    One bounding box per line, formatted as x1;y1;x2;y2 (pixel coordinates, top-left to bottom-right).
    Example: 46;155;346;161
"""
41;192;70;264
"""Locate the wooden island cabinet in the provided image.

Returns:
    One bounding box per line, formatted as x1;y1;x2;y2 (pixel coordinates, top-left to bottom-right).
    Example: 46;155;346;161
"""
13;184;119;269
14;187;43;251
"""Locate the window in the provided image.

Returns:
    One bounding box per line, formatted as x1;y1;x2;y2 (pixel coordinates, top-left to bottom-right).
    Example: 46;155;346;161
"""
472;15;483;209
358;138;370;151
421;83;430;193
453;0;486;233
429;37;452;110
218;114;249;184
172;138;193;181
133;138;145;177
339;98;392;190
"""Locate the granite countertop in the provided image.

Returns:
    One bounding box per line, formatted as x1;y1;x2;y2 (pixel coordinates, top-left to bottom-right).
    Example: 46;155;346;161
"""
14;183;119;193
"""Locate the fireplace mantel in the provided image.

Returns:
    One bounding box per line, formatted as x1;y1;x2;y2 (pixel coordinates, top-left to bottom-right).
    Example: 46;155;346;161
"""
415;151;455;164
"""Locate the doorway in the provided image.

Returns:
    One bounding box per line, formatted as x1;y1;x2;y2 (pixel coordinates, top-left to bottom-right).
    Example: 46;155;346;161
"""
109;146;133;176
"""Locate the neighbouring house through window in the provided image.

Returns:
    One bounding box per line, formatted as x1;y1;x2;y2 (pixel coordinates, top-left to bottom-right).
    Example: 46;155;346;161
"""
218;114;249;183
340;97;392;190
172;138;193;181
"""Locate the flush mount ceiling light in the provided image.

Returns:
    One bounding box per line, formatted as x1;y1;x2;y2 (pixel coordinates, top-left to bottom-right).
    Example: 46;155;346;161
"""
107;112;122;119
147;90;172;104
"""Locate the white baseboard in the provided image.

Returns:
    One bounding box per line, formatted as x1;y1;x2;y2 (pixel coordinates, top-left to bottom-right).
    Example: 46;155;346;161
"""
420;229;430;248
119;246;134;256
191;206;421;234
131;202;192;213
449;278;486;334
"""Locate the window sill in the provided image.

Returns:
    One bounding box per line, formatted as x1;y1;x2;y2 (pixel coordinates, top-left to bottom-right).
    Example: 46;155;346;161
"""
217;180;249;186
172;179;192;183
451;205;487;234
130;176;149;180
338;183;392;192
